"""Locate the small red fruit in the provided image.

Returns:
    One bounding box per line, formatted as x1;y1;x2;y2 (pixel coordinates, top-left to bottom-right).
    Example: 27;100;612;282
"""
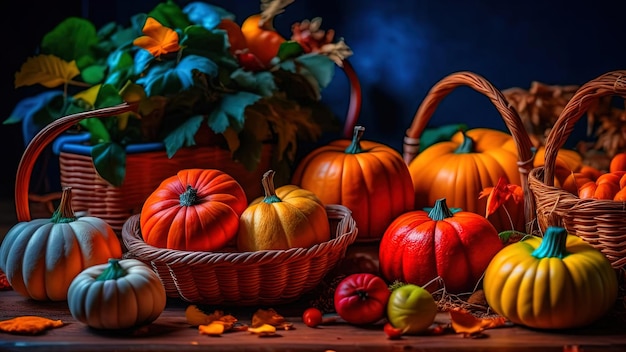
384;322;403;339
302;307;324;328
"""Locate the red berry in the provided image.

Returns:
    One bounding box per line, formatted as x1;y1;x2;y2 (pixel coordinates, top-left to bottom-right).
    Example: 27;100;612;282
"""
302;307;324;328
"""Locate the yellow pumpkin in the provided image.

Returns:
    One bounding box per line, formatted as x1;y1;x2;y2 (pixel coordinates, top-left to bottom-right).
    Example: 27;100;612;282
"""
237;170;330;251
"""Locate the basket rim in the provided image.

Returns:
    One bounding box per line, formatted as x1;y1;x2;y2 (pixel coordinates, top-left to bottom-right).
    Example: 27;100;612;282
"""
121;204;358;266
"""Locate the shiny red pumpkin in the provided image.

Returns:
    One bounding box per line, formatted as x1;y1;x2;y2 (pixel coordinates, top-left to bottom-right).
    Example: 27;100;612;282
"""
379;198;503;294
140;169;248;251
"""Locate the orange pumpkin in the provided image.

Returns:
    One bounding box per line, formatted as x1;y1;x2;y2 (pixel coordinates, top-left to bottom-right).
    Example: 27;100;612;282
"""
291;126;415;240
610;152;626;173
560;165;603;194
237;170;330;251
140;169;248;251
578;171;626;200
532;146;584;186
409;128;523;233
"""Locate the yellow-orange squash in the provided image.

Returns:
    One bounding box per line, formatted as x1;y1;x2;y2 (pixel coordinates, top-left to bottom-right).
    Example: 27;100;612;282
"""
409;128;523;232
291;126;414;240
237;170;330;251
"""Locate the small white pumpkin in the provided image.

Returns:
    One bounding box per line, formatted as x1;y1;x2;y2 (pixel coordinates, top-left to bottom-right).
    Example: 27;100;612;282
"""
0;187;122;301
68;258;166;330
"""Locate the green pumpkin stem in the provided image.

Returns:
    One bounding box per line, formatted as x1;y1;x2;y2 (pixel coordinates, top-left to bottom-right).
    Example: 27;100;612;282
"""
96;258;127;281
51;187;77;223
344;125;366;154
262;170;282;204
179;185;200;206
428;198;454;221
531;226;569;259
454;130;475;154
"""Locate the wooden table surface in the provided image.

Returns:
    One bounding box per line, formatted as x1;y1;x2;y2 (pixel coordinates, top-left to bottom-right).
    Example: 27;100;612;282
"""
1;289;626;352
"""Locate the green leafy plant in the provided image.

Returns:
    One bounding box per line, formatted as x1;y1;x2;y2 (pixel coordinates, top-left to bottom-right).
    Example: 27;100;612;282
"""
6;0;352;186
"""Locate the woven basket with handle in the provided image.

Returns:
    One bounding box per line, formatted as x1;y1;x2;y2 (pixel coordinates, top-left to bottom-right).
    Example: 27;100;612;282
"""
528;70;626;270
121;205;357;305
402;71;536;234
18;60;362;233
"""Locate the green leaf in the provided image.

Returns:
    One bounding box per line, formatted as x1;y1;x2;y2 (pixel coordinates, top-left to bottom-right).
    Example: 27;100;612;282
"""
276;41;305;62
207;91;262;133
163;114;204;158
183;2;234;29
137;54;218;96
92;142;126;187
420;124;468;152
41;17;99;67
294;53;336;89
147;0;192;30
81;64;107;85
231;69;276;97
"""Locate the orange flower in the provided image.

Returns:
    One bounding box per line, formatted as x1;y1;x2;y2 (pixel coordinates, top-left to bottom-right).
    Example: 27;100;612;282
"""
479;177;523;218
133;17;180;57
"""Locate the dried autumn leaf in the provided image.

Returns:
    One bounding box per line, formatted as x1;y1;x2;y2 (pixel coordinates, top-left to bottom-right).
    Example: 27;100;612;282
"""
133;17;180;57
0;316;64;335
185;305;225;326
14;54;80;89
247;323;277;336
449;308;507;338
251;308;293;330
198;322;226;336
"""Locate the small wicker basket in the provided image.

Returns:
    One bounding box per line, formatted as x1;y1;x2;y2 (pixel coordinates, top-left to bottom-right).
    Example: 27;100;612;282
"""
402;71;536;233
528;70;626;270
121;205;357;305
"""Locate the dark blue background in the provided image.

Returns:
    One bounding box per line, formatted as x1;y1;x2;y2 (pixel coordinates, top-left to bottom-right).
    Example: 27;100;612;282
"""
3;0;626;199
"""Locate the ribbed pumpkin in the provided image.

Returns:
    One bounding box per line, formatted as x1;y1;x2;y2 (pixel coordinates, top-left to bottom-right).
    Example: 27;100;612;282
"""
0;187;122;301
68;258;166;330
291;126;414;240
483;226;618;329
237;170;330;251
409;128;522;233
140;169;248;251
379;198;503;294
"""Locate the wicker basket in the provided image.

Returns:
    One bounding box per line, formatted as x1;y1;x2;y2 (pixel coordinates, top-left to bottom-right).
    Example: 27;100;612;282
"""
528;70;626;269
121;204;357;305
402;71;536;233
16;61;362;232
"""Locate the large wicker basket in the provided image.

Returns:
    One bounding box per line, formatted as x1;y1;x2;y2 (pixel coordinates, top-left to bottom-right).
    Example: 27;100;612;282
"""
18;61;362;232
528;70;626;269
121;205;357;305
402;71;536;233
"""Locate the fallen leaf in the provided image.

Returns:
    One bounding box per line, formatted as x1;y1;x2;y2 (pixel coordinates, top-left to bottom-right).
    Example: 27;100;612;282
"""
0;316;64;335
252;308;293;330
449;308;507;338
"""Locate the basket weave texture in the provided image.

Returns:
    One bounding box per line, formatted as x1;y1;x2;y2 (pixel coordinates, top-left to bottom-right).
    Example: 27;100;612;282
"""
121;204;357;305
528;70;626;269
402;71;535;233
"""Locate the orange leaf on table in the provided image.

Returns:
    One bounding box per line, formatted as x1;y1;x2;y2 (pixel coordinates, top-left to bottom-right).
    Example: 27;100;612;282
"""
133;17;180;57
449;308;508;338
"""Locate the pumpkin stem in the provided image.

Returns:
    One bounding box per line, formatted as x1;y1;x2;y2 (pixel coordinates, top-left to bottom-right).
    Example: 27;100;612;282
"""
453;130;475;154
344;125;365;154
261;170;282;203
50;187;77;223
428;198;454;221
96;258;127;281
179;185;200;206
531;226;569;259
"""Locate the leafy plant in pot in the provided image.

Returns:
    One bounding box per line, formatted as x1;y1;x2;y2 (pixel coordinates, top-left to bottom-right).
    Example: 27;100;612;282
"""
6;0;354;189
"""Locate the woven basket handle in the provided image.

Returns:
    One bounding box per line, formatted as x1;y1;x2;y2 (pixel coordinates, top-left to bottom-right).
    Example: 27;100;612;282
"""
543;70;626;185
341;59;362;138
14;103;139;222
402;71;536;232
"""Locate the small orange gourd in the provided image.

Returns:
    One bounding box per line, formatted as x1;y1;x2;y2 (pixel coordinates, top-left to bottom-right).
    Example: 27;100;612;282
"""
237;170;330;251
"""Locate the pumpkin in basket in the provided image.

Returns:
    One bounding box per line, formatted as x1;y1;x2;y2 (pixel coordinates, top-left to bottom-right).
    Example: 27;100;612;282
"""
483;226;618;329
409;128;524;232
237;170;330;251
291;125;414;240
140;169;248;251
0;187;122;301
378;198;503;294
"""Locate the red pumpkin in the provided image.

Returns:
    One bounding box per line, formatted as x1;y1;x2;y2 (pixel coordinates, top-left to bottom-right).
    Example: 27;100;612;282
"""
379;198;503;294
292;126;414;240
140;169;248;251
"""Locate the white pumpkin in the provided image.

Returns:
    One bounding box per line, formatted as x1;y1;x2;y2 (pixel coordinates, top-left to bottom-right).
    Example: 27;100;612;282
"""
68;258;166;330
0;187;122;301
